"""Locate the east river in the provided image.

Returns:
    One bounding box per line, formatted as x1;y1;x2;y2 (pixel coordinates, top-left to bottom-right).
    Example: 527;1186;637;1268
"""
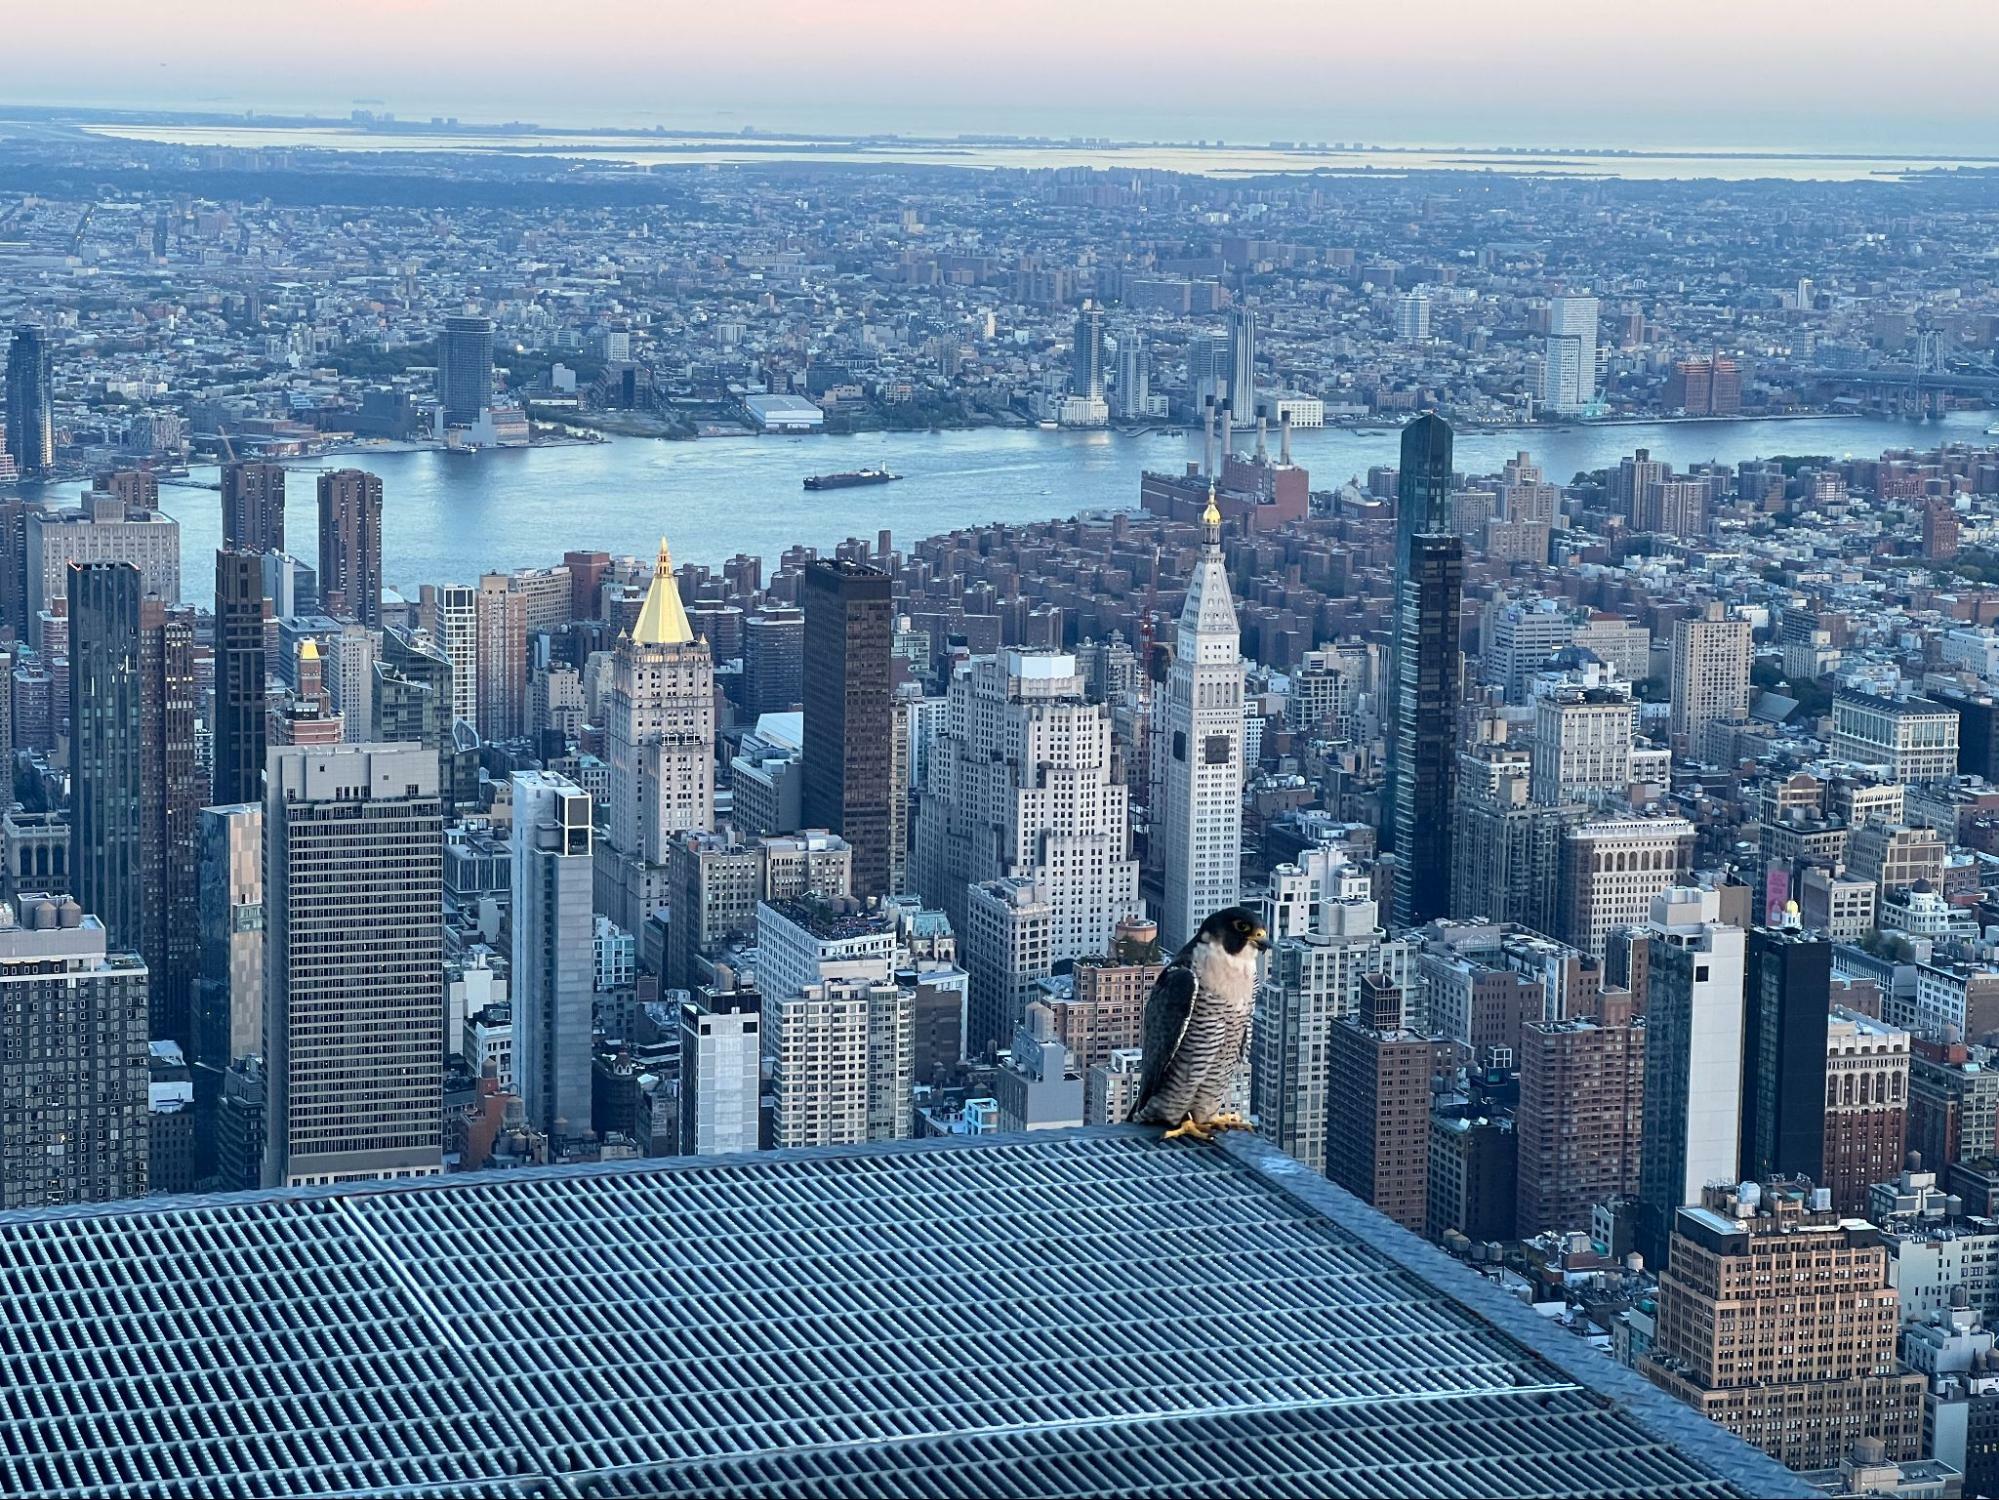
25;410;1996;612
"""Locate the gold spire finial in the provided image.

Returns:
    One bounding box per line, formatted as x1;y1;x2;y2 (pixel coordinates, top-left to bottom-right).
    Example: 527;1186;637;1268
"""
1202;480;1222;532
631;531;695;646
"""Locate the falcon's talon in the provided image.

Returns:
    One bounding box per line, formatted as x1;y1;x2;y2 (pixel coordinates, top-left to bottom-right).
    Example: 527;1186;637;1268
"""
1161;1118;1214;1143
1204;1112;1251;1132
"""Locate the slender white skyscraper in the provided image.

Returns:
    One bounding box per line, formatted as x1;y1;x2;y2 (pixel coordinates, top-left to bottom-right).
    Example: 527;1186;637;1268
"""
1159;493;1243;951
1541;295;1600;415
1226;305;1258;415
511;771;595;1140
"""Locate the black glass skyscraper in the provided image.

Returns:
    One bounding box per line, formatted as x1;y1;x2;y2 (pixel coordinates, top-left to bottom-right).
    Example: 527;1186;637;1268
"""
69;563;144;958
1740;925;1832;1183
138;598;199;1045
801;560;895;898
438;315;495;427
6;325;54;479
1386;413;1463;929
214;549;269;808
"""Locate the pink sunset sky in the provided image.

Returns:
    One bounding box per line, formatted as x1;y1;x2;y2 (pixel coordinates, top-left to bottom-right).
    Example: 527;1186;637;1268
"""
8;0;1997;152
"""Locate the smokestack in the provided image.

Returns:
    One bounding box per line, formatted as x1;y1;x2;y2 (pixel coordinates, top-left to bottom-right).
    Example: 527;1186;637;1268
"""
1255;409;1269;463
1280;408;1292;465
1202;399;1215;476
1219;402;1233;466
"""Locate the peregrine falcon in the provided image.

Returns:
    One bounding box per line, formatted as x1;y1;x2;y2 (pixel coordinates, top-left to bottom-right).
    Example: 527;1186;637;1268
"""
1128;906;1271;1142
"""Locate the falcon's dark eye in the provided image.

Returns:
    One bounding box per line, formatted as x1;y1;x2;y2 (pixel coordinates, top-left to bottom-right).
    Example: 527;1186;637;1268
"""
1234;919;1250;933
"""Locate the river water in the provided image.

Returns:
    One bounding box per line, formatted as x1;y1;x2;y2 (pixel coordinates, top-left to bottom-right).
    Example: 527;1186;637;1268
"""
31;410;1995;611
76;125;1999;182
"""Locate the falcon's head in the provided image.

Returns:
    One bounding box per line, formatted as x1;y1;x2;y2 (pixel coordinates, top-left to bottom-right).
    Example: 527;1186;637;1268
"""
1198;906;1272;958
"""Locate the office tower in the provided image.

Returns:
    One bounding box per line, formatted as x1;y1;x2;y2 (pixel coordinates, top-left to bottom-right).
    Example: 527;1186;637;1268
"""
963;877;1053;1058
1515;988;1646;1237
220;461;285;553
1450;750;1579;932
771;979;912;1148
141;598;199;1043
68;563;143;963
1254;863;1409;1174
316;469;383;626
212;550;269;807
664;832;759;993
1325;977;1444;1233
321;621;378;742
475;573;527;741
1427;1110;1517;1244
680;986;761;1156
1909;1042;1999;1172
1114;327;1150;420
1669;601;1751;755
438;314;495;426
1823;1010;1909;1215
1558;816;1697;959
1740;924;1832;1186
1637;886;1747;1267
1158;497;1243;951
1540;294;1599;415
511;772;594;1141
1071;301;1105;401
0;894;149;1209
5;324;53;479
148;1042;196;1193
914;648;1138;968
265;744;444;1187
1831;690;1961;786
425;584;479;727
563;549;610;620
1641;1182;1924;1470
24;493;179;647
743;608;804;715
1225;304;1257;413
1394;291;1431;342
606;537;715;860
1924;500;1962;562
801;560;894;899
1530;681;1640;805
192;804;261;1187
1481;597;1576;702
1386;414;1463;929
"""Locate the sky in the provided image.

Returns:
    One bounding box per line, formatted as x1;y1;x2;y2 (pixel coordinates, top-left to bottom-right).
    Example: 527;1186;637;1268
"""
9;0;1999;154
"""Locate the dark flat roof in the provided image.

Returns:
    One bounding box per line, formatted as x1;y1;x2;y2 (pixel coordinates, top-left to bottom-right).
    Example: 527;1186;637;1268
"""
0;1128;1806;1498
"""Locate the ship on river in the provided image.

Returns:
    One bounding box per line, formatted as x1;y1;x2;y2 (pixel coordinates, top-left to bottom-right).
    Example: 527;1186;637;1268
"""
804;467;901;490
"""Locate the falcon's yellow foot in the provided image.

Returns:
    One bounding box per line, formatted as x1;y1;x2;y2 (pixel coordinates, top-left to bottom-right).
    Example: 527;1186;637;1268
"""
1161;1117;1214;1143
1203;1112;1252;1132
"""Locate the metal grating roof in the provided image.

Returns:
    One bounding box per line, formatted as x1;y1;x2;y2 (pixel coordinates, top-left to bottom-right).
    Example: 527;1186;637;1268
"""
0;1129;1806;1499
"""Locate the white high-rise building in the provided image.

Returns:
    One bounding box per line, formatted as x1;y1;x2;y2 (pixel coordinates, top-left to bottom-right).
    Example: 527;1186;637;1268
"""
1115;329;1150;421
264;744;443;1188
510;772;595;1141
1394;291;1432;343
1531;682;1640;806
1254;871;1409;1174
1159;495;1244;951
321;622;379;743
771;979;912;1147
679;988;761;1157
1541;295;1600;415
426;583;479;728
913;648;1139;967
1638;885;1747;1255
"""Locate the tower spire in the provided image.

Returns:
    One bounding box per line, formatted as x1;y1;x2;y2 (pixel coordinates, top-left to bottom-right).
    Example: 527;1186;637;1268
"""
631;533;695;646
1203;480;1222;547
